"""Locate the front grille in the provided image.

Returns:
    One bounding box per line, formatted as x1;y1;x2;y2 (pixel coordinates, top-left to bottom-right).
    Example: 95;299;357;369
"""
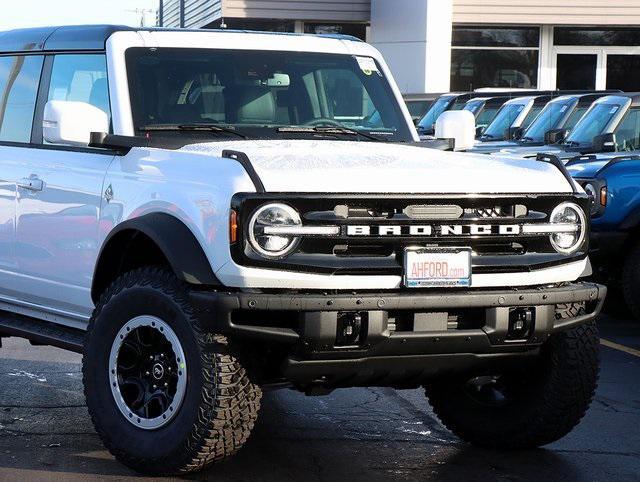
231;193;590;275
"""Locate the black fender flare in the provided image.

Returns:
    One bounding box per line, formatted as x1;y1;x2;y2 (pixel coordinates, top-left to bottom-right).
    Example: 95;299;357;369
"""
91;213;220;302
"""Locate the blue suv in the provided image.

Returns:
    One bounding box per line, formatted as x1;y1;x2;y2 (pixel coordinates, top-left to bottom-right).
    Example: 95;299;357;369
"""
567;153;640;319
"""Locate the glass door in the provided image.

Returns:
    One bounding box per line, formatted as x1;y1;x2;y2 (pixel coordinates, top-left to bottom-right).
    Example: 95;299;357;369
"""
556;53;598;90
606;54;640;91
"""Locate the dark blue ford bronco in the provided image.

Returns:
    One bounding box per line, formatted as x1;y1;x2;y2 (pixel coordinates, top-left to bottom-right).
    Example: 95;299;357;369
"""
567;152;640;319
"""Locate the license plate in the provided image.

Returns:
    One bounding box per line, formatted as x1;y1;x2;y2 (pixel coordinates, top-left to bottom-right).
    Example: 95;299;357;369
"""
404;248;472;288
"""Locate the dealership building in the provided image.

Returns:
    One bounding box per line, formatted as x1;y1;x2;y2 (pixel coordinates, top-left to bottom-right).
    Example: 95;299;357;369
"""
157;0;640;94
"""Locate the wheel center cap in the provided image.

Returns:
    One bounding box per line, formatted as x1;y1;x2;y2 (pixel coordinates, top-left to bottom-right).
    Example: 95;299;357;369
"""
152;363;165;380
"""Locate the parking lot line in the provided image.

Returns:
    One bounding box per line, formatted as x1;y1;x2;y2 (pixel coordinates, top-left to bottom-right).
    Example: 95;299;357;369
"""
600;338;640;358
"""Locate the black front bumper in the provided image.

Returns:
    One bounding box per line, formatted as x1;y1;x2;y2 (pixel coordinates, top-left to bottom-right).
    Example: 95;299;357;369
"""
189;282;606;388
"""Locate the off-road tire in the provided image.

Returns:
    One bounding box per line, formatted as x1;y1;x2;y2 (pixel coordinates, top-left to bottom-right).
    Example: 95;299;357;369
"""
622;242;640;320
82;267;262;475
425;320;600;449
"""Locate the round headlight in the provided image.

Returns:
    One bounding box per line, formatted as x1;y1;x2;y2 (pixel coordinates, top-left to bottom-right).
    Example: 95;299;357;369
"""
549;202;586;254
583;183;597;201
248;203;301;258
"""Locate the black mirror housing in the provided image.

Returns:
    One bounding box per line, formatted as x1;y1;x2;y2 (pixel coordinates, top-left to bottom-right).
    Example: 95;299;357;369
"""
592;133;617;153
504;126;524;140
544;128;569;145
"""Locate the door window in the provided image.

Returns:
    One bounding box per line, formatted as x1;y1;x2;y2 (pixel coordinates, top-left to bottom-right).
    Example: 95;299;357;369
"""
615;108;640;152
0;55;44;143
47;54;110;124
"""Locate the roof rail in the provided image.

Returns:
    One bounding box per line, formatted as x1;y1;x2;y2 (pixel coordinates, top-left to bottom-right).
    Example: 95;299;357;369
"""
535;153;579;193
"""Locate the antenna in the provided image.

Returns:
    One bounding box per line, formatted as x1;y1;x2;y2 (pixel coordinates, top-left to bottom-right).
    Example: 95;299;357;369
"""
126;8;156;27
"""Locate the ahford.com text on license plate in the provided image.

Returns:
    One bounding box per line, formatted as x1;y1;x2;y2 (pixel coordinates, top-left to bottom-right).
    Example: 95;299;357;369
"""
404;248;472;288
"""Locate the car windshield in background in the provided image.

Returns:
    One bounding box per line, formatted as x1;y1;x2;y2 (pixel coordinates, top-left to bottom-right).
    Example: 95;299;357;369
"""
564;102;624;146
463;99;484;116
417;96;454;130
521;98;578;142
125;48;413;142
480;102;527;140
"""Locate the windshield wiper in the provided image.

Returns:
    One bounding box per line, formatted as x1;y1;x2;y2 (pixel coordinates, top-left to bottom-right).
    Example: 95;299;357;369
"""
520;136;535;142
139;123;248;139
276;126;383;142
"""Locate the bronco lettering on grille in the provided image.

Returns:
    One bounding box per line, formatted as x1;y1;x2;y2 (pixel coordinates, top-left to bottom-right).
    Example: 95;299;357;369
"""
346;225;522;236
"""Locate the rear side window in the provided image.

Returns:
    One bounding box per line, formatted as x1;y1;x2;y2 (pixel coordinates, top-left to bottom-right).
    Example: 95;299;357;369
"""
0;55;44;143
48;54;110;123
615;108;640;151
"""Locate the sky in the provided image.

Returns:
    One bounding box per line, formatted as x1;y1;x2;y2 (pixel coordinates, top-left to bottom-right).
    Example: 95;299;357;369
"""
0;0;159;31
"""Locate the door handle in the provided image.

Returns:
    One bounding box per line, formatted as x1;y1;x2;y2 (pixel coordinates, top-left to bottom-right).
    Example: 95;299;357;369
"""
17;176;44;192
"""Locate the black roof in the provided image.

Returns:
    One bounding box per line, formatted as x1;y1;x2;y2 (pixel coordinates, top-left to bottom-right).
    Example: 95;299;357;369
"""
0;24;363;54
0;25;134;52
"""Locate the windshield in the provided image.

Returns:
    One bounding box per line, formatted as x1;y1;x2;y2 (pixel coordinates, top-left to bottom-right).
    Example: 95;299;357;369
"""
521;98;577;142
480;102;527;140
463;99;485;116
125;48;412;142
564;102;625;146
417;96;455;130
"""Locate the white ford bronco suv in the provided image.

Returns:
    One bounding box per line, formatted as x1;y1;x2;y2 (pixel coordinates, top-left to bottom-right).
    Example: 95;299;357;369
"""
0;25;605;474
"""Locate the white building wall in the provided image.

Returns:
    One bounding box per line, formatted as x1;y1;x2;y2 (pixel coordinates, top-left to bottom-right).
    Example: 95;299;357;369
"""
370;0;452;94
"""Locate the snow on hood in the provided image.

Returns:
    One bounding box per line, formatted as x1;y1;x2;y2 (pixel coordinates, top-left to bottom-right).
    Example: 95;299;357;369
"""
181;139;574;194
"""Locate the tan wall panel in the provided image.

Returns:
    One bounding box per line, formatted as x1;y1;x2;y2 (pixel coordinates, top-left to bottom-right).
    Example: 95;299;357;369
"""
222;0;371;22
453;1;640;25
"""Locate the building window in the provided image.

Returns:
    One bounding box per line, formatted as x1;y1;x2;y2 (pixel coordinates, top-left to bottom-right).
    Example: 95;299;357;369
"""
451;26;540;91
210;18;295;33
555;28;640;46
304;23;367;41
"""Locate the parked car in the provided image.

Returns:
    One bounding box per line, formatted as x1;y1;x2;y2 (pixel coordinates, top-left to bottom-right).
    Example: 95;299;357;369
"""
499;93;640;160
462;96;512;136
416;90;543;136
477;95;555;143
567;152;640;319
0;25;605;475
469;93;612;154
403;93;441;124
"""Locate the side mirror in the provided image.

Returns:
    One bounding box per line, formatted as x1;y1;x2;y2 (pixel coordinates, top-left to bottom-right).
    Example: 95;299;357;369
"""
475;125;485;137
412;117;421;127
592;132;617;153
504;126;524;140
544;128;569;145
434;110;475;151
43;100;109;147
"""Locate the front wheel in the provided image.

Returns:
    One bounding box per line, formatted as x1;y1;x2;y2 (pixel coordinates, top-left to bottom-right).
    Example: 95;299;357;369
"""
425;321;600;449
622;242;640;320
82;267;261;475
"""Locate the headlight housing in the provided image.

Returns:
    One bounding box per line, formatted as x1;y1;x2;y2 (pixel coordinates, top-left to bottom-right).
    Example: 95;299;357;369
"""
248;203;301;258
549;202;587;254
581;180;607;216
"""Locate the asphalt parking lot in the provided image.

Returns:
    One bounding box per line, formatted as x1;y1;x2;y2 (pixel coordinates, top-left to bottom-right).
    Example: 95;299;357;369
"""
0;314;637;481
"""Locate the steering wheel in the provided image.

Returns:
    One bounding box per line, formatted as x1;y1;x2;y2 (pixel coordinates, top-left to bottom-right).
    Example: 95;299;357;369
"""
303;118;343;127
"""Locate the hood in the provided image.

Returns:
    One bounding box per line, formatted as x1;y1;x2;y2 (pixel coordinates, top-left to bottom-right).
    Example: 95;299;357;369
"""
497;144;565;157
566;161;610;179
181;139;574;194
468;140;520;154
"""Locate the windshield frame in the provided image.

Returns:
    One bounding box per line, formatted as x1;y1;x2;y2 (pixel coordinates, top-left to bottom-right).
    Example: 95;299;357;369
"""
122;45;415;143
563;96;632;147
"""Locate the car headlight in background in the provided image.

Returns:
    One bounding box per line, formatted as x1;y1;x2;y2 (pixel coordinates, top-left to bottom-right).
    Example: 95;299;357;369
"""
248;203;302;258
549;202;586;254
